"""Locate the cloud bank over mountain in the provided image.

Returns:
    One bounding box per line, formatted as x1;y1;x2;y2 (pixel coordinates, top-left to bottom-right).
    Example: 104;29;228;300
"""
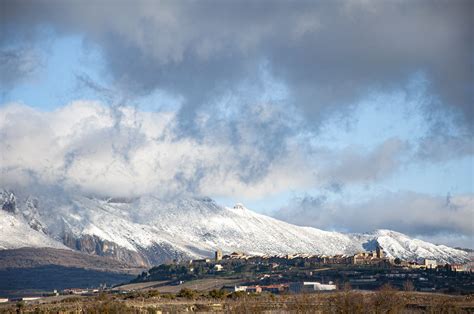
1;101;472;248
0;0;472;248
0;101;409;199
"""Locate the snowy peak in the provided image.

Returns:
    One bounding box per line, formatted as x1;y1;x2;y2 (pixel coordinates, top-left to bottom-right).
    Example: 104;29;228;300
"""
0;190;17;214
370;229;467;263
0;190;469;266
232;203;246;210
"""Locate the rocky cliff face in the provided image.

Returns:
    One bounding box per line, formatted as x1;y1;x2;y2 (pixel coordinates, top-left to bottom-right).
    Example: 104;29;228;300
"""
1;190;46;233
1;191;16;214
139;242;192;266
1;190;149;267
62;233;149;267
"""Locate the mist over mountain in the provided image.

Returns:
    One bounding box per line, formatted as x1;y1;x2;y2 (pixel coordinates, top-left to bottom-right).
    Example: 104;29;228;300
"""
1;102;472;250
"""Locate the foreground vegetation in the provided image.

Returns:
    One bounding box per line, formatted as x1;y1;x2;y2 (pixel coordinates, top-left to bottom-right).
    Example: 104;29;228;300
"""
1;286;473;313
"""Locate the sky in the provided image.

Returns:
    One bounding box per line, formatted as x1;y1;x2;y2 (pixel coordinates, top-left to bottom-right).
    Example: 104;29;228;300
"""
0;0;473;248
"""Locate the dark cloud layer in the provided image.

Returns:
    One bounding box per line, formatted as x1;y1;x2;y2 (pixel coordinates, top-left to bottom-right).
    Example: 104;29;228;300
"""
1;0;473;131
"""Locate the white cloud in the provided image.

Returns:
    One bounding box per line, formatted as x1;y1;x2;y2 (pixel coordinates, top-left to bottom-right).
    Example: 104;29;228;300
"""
0;101;318;198
1;100;417;199
2;101;472;247
275;191;474;248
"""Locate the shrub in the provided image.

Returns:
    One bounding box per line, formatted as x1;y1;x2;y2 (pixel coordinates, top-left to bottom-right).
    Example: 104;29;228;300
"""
329;291;368;313
177;288;198;299
161;293;176;300
228;291;247;300
61;296;82;303
16;300;25;312
147;290;161;298
96;291;109;301
403;280;415;291
370;284;405;313
208;289;227;299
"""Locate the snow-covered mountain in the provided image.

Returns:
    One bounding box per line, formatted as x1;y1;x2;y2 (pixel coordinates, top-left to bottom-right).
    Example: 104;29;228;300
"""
0;189;469;267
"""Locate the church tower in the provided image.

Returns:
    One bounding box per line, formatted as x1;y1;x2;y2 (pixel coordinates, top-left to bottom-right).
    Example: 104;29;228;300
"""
215;249;223;261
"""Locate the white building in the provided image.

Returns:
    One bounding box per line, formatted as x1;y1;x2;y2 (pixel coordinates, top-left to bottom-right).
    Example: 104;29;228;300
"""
423;259;437;269
233;285;248;292
289;282;337;293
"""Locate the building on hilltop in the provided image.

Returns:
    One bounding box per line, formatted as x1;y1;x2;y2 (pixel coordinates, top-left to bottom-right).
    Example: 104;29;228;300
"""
228;251;246;259
423;259;437;269
352;250;389;266
376;245;384;258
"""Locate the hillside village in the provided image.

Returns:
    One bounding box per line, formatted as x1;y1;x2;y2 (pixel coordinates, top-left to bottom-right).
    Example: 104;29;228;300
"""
132;247;473;295
1;246;472;306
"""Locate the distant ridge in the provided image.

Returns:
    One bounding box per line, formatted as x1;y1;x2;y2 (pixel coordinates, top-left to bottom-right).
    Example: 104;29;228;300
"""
0;247;144;274
0;247;145;298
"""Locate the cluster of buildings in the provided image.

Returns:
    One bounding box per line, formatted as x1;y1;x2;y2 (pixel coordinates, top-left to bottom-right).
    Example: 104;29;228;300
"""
62;288;100;295
351;246;386;265
207;247;388;266
225;281;337;294
226;284;288;294
395;258;472;272
188;247;472;273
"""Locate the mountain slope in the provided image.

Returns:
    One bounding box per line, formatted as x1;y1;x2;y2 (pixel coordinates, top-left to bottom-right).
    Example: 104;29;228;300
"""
0;248;142;298
0;209;67;250
372;229;468;263
0;247;144;273
0;190;469;266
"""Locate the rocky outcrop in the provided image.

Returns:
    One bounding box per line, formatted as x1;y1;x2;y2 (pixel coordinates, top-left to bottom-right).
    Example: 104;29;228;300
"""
140;242;192;266
62;233;150;268
1;191;47;233
0;191;17;213
22;197;47;233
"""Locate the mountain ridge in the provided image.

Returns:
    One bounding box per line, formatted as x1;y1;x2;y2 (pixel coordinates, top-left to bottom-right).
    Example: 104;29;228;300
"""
0;189;469;267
